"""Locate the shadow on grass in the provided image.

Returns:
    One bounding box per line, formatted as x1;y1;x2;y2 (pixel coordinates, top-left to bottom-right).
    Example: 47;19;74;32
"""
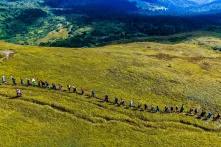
9;96;21;99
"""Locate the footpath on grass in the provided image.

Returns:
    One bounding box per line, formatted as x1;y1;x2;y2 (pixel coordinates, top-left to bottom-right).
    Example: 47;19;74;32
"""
1;75;221;124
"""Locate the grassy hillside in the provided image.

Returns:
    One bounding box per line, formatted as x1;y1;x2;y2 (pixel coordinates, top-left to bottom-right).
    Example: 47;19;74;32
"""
0;36;220;146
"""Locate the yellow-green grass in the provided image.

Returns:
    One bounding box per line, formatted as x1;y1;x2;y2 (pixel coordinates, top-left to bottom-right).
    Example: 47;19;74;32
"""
0;85;220;146
0;37;220;146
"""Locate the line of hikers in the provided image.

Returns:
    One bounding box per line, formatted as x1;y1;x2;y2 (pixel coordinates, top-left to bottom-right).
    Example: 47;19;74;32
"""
1;75;220;122
103;95;220;121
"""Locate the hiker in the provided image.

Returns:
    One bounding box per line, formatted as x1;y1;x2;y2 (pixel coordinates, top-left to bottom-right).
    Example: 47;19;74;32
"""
21;79;25;86
2;75;6;84
129;100;134;108
58;84;63;91
80;88;84;95
27;79;31;86
11;76;16;85
43;81;47;88
37;80;41;87
120;99;125;106
114;97;118;105
180;105;184;113
144;104;148;110
188;108;194;114
67;85;71;92
52;83;57;90
103;95;109;102
207;112;213;119
32;78;36;86
45;81;49;88
175;106;179;113
72;86;77;93
156;106;160;112
194;108;198;115
137;103;142;110
91;90;96;98
164;106;169;113
150;106;155;112
170;107;174;113
213;113;220;121
199;111;206;118
41;81;45;88
16;89;22;97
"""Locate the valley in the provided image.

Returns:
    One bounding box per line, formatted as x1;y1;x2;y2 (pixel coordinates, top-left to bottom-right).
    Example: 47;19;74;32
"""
1;0;221;48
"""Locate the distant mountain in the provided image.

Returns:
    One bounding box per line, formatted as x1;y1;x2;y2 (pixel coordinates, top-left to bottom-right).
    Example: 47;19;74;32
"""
129;0;221;15
44;0;138;13
42;0;221;15
1;0;221;15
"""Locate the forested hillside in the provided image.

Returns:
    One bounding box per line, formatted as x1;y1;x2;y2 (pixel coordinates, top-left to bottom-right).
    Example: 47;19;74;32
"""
1;0;221;47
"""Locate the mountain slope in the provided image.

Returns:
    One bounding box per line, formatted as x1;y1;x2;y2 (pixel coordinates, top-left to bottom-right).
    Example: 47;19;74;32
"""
0;35;221;145
1;0;221;15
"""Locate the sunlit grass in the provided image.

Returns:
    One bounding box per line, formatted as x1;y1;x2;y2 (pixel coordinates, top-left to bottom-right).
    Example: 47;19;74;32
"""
0;38;220;146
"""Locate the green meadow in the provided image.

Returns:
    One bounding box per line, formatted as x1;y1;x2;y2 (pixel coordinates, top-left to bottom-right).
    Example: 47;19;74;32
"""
0;34;221;146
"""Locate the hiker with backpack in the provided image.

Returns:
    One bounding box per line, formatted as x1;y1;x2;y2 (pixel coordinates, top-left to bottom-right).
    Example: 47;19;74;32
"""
72;86;77;93
2;75;6;84
58;84;63;91
187;108;194;115
52;83;57;90
11;76;16;85
156;106;160;112
150;106;155;112
67;85;71;92
137;103;142;110
103;95;109;102
207;112;213;119
114;97;119;105
80;88;84;95
32;78;37;87
37;80;41;87
129;100;134;108
27;79;31;87
180;104;184;113
164;106;169;113
40;81;45;88
21;79;25;86
198;111;206;119
144;104;148;110
45;81;49;88
175;106;179;113
91;90;96;98
170;107;174;113
194;108;198;115
16;89;22;97
119;99;125;106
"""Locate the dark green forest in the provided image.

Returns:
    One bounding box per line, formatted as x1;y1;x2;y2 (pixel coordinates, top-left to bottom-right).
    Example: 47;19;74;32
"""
1;1;221;47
